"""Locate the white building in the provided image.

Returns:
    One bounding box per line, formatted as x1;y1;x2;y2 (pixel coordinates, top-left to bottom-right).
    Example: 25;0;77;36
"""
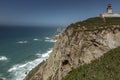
100;4;120;17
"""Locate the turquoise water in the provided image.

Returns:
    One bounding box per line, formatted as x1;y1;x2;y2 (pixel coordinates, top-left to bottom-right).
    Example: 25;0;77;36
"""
0;26;57;80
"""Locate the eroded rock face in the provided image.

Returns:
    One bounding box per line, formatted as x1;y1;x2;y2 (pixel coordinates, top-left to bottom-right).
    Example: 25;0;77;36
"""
24;25;120;80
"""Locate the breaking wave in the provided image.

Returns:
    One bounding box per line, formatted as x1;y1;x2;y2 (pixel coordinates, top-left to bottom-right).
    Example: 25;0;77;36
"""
45;37;51;40
8;49;52;80
45;39;56;42
0;56;8;61
44;37;56;42
33;38;39;41
17;41;28;44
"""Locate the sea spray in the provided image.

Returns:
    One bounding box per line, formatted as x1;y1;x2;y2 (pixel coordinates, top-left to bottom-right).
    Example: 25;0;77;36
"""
8;49;52;80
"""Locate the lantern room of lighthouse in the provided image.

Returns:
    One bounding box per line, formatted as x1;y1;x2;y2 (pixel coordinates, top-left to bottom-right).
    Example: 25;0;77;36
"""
107;4;112;13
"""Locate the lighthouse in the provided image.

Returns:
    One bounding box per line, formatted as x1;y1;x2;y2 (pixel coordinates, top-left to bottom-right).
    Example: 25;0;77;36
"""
100;3;120;17
107;4;112;13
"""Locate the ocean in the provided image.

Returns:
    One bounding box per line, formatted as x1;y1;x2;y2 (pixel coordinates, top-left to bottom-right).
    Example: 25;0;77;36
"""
0;26;57;80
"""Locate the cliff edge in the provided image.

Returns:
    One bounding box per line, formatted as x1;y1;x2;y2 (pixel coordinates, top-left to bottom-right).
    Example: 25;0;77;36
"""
24;17;120;80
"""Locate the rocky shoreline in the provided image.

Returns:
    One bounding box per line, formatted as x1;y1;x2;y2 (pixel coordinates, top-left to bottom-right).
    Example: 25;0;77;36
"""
24;17;120;80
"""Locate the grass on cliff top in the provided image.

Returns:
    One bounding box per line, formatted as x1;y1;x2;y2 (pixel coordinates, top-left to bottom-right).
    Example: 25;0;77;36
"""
67;17;120;30
62;47;120;80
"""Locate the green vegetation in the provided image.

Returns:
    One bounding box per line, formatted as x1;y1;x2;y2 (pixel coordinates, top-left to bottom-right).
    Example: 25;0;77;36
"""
62;47;120;80
67;17;120;31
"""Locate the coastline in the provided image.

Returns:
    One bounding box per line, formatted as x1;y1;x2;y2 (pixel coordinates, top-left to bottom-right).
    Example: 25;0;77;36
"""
24;17;120;80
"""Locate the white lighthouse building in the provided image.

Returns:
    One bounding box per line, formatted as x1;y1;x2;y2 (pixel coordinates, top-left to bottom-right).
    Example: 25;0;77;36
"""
107;4;112;13
100;4;120;17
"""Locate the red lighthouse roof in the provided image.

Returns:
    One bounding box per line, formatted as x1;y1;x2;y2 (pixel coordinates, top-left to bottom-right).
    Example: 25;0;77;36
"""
108;4;112;9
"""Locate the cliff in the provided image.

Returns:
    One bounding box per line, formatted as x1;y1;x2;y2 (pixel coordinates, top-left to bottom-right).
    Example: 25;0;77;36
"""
62;46;120;80
24;17;120;80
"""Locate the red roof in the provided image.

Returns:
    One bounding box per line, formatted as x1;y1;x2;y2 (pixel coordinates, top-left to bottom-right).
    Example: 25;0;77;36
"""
108;4;112;8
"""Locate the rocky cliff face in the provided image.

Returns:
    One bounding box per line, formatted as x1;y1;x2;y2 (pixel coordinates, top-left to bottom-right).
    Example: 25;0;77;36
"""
24;17;120;80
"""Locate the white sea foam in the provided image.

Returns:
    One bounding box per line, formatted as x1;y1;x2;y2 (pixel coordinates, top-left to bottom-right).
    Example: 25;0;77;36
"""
36;53;42;57
45;39;56;42
45;37;56;42
33;38;39;41
41;50;52;58
17;41;28;44
8;49;52;80
0;56;8;61
45;37;51;40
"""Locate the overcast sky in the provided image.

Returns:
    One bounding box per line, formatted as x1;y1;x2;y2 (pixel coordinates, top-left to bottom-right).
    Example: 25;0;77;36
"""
0;0;120;27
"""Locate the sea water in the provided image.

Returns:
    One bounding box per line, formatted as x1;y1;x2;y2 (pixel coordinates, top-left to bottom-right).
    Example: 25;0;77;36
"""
0;26;57;80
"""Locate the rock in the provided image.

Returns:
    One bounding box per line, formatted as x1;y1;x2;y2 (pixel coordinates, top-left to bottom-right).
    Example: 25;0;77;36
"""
24;18;120;80
0;78;3;80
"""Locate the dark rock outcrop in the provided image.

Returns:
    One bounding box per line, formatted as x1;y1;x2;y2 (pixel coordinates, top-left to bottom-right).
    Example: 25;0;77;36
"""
0;78;3;80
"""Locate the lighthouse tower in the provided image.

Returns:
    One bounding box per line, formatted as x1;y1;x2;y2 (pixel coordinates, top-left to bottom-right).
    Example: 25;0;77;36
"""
107;4;112;13
100;3;120;17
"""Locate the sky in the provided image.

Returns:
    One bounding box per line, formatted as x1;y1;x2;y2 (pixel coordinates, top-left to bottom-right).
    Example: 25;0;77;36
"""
0;0;120;27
